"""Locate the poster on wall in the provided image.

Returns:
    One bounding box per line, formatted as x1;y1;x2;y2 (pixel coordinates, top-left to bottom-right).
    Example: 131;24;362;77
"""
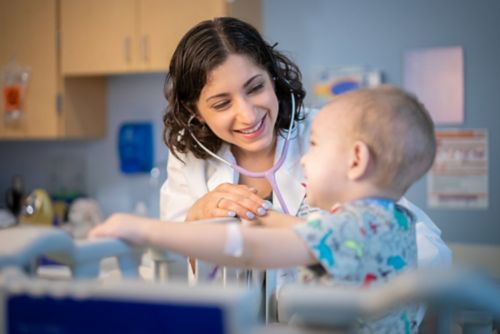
404;46;464;124
427;129;488;209
311;66;382;107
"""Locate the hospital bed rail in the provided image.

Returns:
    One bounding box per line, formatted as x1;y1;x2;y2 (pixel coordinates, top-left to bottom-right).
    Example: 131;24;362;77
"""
2;225;500;333
277;267;500;333
0;225;143;280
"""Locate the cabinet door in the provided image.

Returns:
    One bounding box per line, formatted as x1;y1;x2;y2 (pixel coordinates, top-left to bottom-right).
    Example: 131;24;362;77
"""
61;0;137;75
138;0;226;72
0;0;59;138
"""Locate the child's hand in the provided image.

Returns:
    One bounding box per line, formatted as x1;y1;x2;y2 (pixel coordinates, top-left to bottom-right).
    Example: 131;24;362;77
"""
88;213;152;246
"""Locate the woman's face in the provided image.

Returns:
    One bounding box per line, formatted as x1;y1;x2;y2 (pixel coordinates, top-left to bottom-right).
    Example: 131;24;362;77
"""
195;54;279;157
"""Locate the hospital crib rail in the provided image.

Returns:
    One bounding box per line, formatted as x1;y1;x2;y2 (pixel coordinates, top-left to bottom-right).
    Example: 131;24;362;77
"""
277;268;500;333
2;225;500;333
0;225;144;280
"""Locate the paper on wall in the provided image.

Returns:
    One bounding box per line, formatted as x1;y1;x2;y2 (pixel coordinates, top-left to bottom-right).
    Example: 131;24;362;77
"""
404;46;464;124
427;129;488;209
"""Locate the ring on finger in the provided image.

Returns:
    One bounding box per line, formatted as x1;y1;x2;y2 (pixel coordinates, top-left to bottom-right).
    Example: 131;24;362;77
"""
216;197;225;208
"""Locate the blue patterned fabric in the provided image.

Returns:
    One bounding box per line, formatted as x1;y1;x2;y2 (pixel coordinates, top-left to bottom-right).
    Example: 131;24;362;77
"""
294;198;419;333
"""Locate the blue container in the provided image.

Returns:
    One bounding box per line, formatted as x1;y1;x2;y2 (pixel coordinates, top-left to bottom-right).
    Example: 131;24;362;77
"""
118;122;154;174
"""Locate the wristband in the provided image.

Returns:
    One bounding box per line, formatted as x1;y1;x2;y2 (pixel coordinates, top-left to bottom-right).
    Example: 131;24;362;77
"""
224;223;243;257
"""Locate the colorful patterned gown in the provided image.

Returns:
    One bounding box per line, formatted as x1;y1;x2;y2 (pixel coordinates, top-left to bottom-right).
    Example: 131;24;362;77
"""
294;198;419;333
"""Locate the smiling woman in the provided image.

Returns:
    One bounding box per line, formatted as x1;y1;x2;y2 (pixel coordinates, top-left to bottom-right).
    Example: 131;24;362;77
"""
195;55;279;160
184;53;300;213
162;17;306;221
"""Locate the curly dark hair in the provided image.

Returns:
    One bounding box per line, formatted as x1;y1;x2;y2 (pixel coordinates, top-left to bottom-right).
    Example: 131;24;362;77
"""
163;17;306;160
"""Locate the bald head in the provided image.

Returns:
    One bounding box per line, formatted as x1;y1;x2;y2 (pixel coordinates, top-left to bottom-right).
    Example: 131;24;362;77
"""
320;85;436;194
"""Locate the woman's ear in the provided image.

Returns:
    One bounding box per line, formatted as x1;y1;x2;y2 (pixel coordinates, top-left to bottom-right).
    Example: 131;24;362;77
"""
191;111;205;124
197;115;205;124
347;140;372;181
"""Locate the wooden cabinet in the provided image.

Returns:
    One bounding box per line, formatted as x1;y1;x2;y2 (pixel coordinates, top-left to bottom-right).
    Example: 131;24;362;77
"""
138;0;226;73
0;0;260;139
60;0;261;75
61;0;136;75
0;0;106;139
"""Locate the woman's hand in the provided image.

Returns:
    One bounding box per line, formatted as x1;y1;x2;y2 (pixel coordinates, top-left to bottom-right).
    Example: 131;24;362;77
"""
89;213;154;246
185;183;272;221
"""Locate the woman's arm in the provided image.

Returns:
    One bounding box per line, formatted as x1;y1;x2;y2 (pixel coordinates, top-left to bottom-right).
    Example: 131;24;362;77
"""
90;213;316;269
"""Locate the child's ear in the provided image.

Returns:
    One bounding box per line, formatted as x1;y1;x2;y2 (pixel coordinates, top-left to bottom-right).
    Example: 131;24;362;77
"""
347;140;372;180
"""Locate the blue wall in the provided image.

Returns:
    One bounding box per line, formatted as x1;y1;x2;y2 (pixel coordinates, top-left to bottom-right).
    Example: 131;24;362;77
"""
0;0;499;245
262;0;500;245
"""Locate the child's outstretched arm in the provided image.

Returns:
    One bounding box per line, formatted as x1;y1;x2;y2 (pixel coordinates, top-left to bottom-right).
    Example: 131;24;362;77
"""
251;210;305;228
89;213;315;269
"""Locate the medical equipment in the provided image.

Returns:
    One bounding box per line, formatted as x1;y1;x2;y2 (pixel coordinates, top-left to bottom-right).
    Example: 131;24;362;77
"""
0;225;142;279
187;89;297;215
1;226;500;334
278;268;500;334
0;269;260;334
0;225;262;334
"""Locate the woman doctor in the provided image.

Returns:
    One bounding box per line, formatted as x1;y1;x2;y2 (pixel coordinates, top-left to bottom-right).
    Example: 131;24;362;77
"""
160;17;451;268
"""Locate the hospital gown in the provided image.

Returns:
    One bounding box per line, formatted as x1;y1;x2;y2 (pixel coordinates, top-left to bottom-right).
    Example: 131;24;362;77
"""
294;198;419;334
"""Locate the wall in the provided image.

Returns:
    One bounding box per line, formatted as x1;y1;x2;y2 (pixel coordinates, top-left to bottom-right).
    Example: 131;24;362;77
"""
262;0;500;244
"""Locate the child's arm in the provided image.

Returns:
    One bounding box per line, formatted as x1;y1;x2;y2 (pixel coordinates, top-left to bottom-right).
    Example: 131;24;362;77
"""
249;210;304;228
89;213;316;269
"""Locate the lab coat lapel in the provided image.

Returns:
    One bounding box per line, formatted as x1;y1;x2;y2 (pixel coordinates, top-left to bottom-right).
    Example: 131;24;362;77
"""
274;134;306;216
206;144;237;191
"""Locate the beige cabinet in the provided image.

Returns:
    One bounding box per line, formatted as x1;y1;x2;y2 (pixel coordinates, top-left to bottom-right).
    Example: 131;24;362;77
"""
138;0;226;73
61;0;136;75
61;0;261;75
0;0;106;139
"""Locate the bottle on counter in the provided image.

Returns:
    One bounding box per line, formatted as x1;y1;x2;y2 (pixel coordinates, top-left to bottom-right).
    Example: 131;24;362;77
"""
5;175;24;219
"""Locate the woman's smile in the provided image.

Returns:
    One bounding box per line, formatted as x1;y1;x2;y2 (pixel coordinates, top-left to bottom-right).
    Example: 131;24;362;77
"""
234;115;266;139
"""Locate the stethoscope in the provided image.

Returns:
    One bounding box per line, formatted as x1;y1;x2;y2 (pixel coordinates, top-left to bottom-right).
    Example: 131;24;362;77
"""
187;89;297;214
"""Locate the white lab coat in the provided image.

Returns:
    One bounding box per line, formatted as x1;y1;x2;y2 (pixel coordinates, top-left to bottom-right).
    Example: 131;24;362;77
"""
160;108;452;268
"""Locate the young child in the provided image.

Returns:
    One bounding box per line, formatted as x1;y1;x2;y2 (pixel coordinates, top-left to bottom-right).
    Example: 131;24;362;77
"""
90;85;436;332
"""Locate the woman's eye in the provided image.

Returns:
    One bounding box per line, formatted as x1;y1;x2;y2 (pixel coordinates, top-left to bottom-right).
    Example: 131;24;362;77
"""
212;101;230;110
248;83;264;94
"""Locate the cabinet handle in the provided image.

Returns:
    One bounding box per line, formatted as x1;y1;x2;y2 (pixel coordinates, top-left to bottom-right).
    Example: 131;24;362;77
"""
141;35;149;64
124;36;131;64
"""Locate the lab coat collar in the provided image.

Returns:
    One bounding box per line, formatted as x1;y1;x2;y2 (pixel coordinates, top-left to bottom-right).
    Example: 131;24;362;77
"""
206;133;306;216
274;132;306;215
